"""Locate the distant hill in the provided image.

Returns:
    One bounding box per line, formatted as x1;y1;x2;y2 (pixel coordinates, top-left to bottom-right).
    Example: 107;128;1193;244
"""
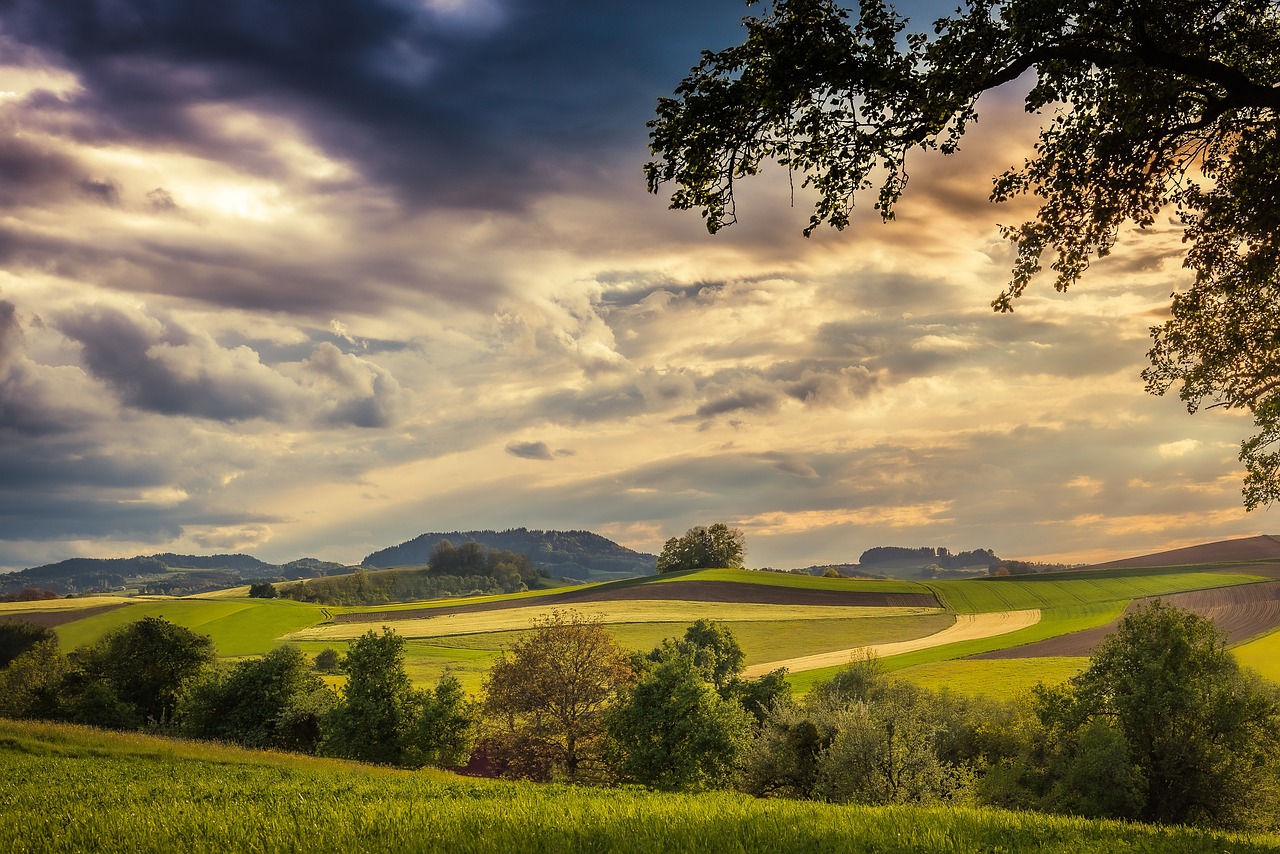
852;546;1000;579
0;553;349;597
364;528;657;581
1085;535;1280;570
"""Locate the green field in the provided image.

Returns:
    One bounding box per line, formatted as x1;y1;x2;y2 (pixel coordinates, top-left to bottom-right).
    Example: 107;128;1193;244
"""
2;719;1273;854
52;598;328;657
897;657;1088;698
1234;628;1280;684
926;568;1266;613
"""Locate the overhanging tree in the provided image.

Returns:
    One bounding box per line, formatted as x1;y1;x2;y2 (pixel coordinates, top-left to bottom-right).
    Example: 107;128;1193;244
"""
647;0;1280;506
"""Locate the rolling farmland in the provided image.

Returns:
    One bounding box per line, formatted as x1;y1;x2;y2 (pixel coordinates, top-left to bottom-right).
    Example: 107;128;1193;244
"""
5;546;1280;699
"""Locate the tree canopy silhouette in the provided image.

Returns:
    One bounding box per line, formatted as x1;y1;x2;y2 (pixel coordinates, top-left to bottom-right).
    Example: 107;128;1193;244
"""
647;0;1280;506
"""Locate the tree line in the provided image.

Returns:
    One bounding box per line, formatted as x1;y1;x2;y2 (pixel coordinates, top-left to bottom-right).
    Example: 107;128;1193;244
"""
277;541;546;606
1;601;1277;830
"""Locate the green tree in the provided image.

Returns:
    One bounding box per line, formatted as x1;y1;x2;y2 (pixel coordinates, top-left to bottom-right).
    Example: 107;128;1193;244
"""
1055;600;1280;828
247;581;278;599
412;672;477;769
0;620;56;669
313;647;341;672
480;611;633;782
607;650;753;791
71;616;215;727
179;645;337;752
0;636;68;720
321;629;418;765
656;524;746;573
648;0;1280;506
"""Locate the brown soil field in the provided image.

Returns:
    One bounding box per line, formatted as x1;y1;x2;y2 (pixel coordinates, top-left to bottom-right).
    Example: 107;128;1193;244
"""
973;580;1280;660
1086;534;1280;570
0;603;128;628
336;580;941;624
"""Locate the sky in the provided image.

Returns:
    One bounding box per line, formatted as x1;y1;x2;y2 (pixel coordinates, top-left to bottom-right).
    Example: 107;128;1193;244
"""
0;0;1272;573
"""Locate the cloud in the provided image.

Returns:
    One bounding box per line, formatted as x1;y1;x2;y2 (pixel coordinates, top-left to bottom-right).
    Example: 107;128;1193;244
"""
505;440;573;461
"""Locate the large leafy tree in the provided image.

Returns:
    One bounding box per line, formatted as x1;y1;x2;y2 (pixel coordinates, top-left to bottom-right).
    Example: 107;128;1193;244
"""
480;610;634;783
656;523;747;573
647;0;1280;506
1033;601;1280;827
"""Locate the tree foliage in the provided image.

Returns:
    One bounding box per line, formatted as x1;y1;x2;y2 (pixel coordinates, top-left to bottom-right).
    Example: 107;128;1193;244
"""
656;524;746;573
70;616;216;726
1056;600;1280;827
648;0;1280;505
0;620;56;669
480;611;634;783
608;650;754;791
320;628;419;765
179;645;337;753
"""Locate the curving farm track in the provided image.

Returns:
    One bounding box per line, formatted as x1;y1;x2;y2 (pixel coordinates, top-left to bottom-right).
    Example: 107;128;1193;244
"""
742;609;1041;677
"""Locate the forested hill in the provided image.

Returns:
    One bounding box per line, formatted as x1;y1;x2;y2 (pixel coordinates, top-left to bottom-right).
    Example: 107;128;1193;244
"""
363;528;657;580
1;554;349;597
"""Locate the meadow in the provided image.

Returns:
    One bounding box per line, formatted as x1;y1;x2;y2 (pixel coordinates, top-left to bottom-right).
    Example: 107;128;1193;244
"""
2;718;1275;854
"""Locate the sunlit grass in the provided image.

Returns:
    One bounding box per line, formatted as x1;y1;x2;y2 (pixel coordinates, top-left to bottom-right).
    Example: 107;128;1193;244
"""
896;657;1087;699
1234;628;1280;684
1;719;1275;854
926;570;1265;613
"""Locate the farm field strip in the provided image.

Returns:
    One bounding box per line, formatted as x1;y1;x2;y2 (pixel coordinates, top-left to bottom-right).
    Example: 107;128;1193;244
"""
896;657;1088;699
927;571;1266;613
652;568;932;594
742;609;1040;678
0;596;134;613
284;601;944;642
2;719;1275;854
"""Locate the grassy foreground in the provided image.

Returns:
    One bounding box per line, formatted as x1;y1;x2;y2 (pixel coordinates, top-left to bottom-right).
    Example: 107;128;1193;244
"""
1;720;1277;853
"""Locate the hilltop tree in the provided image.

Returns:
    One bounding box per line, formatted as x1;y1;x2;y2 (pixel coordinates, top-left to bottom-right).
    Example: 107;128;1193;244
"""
656;524;746;573
648;0;1280;506
480;611;634;783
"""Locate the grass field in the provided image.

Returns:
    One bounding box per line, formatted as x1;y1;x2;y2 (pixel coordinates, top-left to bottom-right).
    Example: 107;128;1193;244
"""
1;719;1274;854
652;568;932;595
1234;628;1280;684
9;563;1274;699
52;598;328;657
896;657;1088;698
926;569;1267;613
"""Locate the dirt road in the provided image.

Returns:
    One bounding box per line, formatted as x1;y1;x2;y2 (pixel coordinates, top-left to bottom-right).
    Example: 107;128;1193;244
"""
742;609;1042;677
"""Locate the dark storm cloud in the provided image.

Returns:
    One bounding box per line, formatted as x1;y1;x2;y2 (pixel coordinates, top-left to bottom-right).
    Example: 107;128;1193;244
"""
0;0;744;210
55;304;296;421
51;306;405;427
0;129;85;206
